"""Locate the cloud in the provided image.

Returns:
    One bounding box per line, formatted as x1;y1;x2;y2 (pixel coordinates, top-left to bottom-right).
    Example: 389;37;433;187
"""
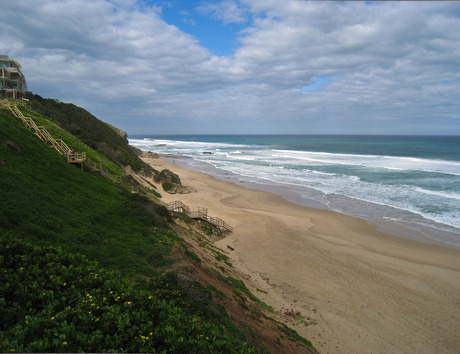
197;0;250;25
1;0;459;134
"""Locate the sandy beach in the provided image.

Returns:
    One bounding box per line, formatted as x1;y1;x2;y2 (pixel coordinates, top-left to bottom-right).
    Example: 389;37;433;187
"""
142;156;460;353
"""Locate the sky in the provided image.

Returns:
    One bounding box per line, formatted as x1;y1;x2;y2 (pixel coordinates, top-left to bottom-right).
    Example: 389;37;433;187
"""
1;0;460;135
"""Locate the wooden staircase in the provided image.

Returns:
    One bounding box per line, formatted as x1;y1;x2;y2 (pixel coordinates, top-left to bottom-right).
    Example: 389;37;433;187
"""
1;99;121;183
167;200;233;233
3;100;86;164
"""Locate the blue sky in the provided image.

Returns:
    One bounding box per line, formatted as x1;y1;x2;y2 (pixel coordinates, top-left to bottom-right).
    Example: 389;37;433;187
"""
302;76;334;92
1;0;460;135
155;0;250;56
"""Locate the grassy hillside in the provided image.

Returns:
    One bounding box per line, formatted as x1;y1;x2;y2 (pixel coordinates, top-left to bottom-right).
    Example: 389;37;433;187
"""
0;99;317;353
0;102;258;352
27;94;150;172
0;105;171;276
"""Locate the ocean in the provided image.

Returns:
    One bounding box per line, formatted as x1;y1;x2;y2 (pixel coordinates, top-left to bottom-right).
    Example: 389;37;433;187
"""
129;135;460;249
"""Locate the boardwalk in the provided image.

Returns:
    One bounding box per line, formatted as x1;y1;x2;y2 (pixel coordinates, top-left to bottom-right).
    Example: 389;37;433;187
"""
167;200;233;233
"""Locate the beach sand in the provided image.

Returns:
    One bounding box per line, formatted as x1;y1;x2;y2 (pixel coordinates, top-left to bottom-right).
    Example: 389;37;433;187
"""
142;156;460;353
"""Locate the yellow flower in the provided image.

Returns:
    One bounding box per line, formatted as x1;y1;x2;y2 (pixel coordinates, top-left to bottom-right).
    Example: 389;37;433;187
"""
95;318;100;322
51;317;55;320
62;342;67;346
63;282;67;286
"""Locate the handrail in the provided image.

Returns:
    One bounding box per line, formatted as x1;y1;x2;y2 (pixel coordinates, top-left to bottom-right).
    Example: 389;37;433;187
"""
167;200;232;233
2;99;125;185
36;126;54;143
68;152;86;163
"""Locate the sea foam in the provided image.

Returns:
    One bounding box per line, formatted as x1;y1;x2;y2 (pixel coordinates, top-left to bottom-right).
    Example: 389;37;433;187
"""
130;136;460;247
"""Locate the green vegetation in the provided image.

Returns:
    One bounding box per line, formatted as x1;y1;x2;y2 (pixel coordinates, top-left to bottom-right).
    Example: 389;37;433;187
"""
17;102;124;176
181;244;201;263
27;95;150;172
207;285;227;300
0;108;172;277
0;236;255;353
0;101;258;352
0;99;316;353
277;324;315;349
200;221;215;236
208;271;275;315
153;169;182;192
224;277;274;313
210;246;233;267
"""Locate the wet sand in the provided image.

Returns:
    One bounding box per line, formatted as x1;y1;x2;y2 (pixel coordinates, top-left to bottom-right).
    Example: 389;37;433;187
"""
143;156;460;353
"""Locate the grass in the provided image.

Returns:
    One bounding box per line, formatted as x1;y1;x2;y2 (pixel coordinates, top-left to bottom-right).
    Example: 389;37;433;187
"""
27;95;150;172
277;322;316;350
207;285;227;300
0;102;260;352
0;107;174;277
18;103;124;175
0;99;316;353
225;277;274;313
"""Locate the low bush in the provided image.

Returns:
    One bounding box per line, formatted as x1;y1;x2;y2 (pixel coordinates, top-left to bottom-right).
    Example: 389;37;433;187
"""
0;236;256;353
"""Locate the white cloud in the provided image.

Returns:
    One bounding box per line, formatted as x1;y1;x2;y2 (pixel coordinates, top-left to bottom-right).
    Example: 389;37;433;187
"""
1;0;459;134
197;0;249;25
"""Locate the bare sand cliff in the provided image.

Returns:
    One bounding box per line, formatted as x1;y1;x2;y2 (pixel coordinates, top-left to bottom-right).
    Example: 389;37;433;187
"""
142;156;460;353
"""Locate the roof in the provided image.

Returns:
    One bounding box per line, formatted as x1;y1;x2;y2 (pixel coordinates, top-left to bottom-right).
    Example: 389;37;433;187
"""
0;55;22;68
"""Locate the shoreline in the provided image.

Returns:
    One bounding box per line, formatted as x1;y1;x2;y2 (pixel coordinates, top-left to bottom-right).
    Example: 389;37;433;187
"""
166;156;460;251
142;156;460;353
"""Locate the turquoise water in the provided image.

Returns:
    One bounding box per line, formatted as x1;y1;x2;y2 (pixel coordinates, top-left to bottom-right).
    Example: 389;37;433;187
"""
130;135;460;248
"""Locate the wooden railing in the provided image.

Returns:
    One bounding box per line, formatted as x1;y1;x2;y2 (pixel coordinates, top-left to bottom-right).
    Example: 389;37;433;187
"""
167;200;233;233
2;99;125;185
4;100;83;161
68;152;86;163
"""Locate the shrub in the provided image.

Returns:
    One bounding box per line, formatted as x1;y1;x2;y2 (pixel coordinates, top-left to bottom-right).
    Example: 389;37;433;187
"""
0;236;256;353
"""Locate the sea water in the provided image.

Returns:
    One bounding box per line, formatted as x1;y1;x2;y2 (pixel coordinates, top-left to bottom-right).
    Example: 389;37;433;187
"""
129;135;460;249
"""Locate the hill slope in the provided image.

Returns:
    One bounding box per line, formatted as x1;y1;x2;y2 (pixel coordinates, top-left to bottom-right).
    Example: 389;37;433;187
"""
0;99;316;353
27;94;149;172
0;103;171;275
